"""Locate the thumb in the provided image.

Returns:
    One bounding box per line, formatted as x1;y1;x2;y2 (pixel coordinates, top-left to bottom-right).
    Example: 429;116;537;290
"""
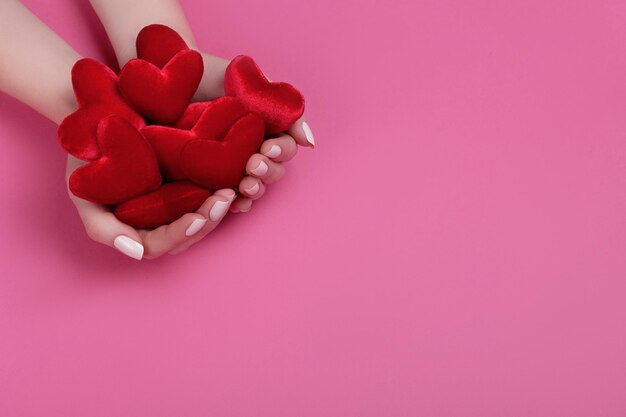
67;155;144;260
72;195;145;260
287;117;315;148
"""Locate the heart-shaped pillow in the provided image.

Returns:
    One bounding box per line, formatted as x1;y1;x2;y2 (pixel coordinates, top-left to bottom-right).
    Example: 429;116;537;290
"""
136;24;190;68
141;97;249;180
181;112;265;189
119;50;204;125
58;59;145;161
224;55;305;133
69;116;161;205
114;181;211;229
57;24;307;230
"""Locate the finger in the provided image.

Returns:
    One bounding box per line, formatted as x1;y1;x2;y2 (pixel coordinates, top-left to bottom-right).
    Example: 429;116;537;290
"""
67;155;146;260
259;134;298;162
138;212;209;260
167;189;236;255
237;176;266;200
287;117;315;148
246;154;285;184
230;196;252;213
70;194;145;260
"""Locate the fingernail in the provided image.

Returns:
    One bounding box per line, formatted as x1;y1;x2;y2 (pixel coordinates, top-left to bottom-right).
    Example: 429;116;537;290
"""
224;189;237;202
185;218;207;236
113;235;144;260
209;200;230;221
264;145;281;158
302;121;315;147
251;161;268;176
244;182;260;196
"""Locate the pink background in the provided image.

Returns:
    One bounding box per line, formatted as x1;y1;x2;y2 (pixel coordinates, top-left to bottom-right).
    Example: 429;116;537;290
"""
1;0;626;415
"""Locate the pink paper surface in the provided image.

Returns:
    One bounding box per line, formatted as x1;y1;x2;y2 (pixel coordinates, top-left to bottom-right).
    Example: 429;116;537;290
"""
1;0;626;415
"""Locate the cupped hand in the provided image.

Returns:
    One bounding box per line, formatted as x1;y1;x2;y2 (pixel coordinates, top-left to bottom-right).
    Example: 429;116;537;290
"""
66;155;236;259
67;53;314;259
196;53;315;214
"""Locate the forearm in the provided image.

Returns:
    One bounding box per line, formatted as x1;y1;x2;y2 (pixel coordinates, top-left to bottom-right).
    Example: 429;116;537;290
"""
89;0;228;100
89;0;197;65
0;0;80;124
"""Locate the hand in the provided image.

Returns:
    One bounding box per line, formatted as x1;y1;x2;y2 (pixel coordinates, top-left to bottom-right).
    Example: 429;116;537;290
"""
66;1;317;258
0;0;315;259
195;53;315;215
164;53;316;255
65;55;314;260
66;155;236;259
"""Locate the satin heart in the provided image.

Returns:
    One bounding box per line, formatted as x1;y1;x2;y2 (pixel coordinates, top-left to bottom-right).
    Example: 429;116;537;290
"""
141;97;248;180
136;24;190;68
173;101;210;130
181;113;265;189
58;58;145;161
114;181;211;229
69;116;161;205
119;49;204;125
224;55;305;134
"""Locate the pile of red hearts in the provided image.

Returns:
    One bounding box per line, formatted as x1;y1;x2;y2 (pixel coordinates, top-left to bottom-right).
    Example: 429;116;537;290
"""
58;24;305;229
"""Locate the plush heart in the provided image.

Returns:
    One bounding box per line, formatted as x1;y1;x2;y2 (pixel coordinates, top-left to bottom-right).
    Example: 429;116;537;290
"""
69;116;161;205
141;97;248;180
114;181;211;229
136;24;190;68
177;96;248;137
57;24;309;231
224;55;305;134
173;101;210;130
181;112;265;189
58;59;145;161
119;49;203;125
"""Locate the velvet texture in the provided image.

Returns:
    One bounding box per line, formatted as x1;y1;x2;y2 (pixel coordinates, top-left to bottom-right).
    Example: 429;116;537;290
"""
119;23;203;125
182;113;265;189
141;97;248;181
114;181;211;229
58;59;145;161
136;24;189;68
224;55;305;133
119;50;203;125
69;116;161;205
174;102;210;130
57;24;306;229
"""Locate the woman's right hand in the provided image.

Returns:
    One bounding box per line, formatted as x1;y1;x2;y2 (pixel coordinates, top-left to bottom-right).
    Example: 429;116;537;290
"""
66;155;237;260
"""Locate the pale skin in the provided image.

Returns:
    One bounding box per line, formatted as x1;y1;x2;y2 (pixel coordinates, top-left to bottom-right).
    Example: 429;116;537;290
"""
0;0;314;259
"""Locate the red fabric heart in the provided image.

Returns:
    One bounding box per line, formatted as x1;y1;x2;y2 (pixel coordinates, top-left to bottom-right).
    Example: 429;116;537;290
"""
173;101;210;130
141;97;248;180
136;24;190;68
119;49;203;125
69;116;161;205
57;25;309;230
224;55;305;134
58;59;145;161
181;112;265;189
114;181;210;229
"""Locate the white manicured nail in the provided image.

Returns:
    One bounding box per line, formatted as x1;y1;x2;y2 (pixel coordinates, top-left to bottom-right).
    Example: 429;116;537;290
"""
302;121;315;147
251;161;268;176
244;182;260;195
114;235;144;260
185;218;207;236
264;145;281;158
209;200;230;221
